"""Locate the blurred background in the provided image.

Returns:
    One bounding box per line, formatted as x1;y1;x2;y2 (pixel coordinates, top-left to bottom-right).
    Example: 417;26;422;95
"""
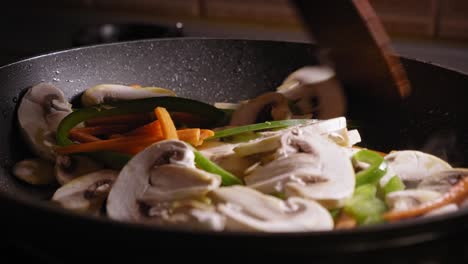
0;0;467;72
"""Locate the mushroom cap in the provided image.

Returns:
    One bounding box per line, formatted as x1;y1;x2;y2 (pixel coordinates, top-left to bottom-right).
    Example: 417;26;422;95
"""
385;189;442;212
233;117;351;158
106;140;221;226
276;66;346;119
17;83;72;161
13;158;55;185
383;150;452;187
55;155;104;185
418;168;468;194
52;169;118;215
243;127;355;208
229;92;292;126
81;84;176;106
210;186;333;232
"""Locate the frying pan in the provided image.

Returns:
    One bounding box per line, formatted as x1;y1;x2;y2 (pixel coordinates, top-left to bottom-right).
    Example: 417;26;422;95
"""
1;38;468;262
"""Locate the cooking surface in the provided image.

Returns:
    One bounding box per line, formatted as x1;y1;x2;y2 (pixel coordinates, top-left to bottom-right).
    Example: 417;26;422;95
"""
2;6;468;264
1;38;468;264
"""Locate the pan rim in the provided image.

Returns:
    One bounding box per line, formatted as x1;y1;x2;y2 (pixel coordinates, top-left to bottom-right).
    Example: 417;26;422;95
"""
1;37;467;251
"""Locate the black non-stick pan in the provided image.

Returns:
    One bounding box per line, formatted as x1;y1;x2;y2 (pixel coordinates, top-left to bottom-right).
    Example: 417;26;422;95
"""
1;38;468;262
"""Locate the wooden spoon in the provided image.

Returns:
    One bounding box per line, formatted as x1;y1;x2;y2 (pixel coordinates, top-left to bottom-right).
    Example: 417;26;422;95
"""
291;0;411;102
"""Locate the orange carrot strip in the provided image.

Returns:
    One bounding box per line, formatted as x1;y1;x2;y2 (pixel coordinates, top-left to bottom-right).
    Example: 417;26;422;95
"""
383;176;468;222
200;129;215;140
129;84;142;88
71;124;133;136
55;136;163;155
112;145;147;155
69;131;101;143
85;112;153;127
125;120;162;137
177;129;201;146
335;212;357;230
155;107;178;140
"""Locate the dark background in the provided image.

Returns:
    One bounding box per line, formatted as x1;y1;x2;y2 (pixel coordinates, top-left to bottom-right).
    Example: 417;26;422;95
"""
0;0;468;71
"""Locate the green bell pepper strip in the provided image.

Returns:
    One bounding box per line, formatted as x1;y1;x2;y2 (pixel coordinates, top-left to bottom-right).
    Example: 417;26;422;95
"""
353;150;388;187
206;119;313;140
382;175;405;197
344;184;387;225
55;97;228;170
193;149;243;186
56;96;228;146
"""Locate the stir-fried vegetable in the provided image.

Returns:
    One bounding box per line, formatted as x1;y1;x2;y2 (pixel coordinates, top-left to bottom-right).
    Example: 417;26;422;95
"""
155;107;178;140
207;119;312;140
382;175;405;197
15;80;467;232
344;184;387;225
353;150;388;187
383;175;468;222
56;96;227;147
55;97;227;169
193;149;243;186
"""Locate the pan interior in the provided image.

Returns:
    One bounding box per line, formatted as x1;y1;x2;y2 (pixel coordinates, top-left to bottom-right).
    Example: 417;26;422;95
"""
1;38;468;228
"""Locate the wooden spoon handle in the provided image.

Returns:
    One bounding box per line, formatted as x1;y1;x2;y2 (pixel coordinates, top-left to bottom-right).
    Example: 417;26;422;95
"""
292;0;411;101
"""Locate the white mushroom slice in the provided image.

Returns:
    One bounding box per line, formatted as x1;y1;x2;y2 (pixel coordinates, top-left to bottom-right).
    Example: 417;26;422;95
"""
276;66;346;119
17;83;72;161
210;186;333;232
386;189;442;212
347;129;362;147
383;151;452;188
199;141;256;178
245;153;323;191
52;170;118;215
229;92;292;126
418;168;468;194
245;131;355;208
12;159;55;185
81;84;176;106
106;140;222;230
210;153;257;179
233;134;282;157
55;155;103;185
158;199;225;231
233;117;350;158
198;141;238;160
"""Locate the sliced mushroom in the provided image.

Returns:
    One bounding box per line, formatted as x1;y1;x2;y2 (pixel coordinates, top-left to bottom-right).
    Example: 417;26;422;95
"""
55;155;104;185
384;151;452;188
229;92;292;126
81;84;176;106
199;141;257;178
12;159;55;185
52;170;118;215
17;83;72;161
276;66;346;119
418;168;468;194
106;140;223;230
233;117;353;157
210;186;333;232
243;128;355;208
386;189;442;212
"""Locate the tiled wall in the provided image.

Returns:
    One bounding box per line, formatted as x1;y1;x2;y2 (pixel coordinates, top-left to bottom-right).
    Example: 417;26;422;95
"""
9;0;468;41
